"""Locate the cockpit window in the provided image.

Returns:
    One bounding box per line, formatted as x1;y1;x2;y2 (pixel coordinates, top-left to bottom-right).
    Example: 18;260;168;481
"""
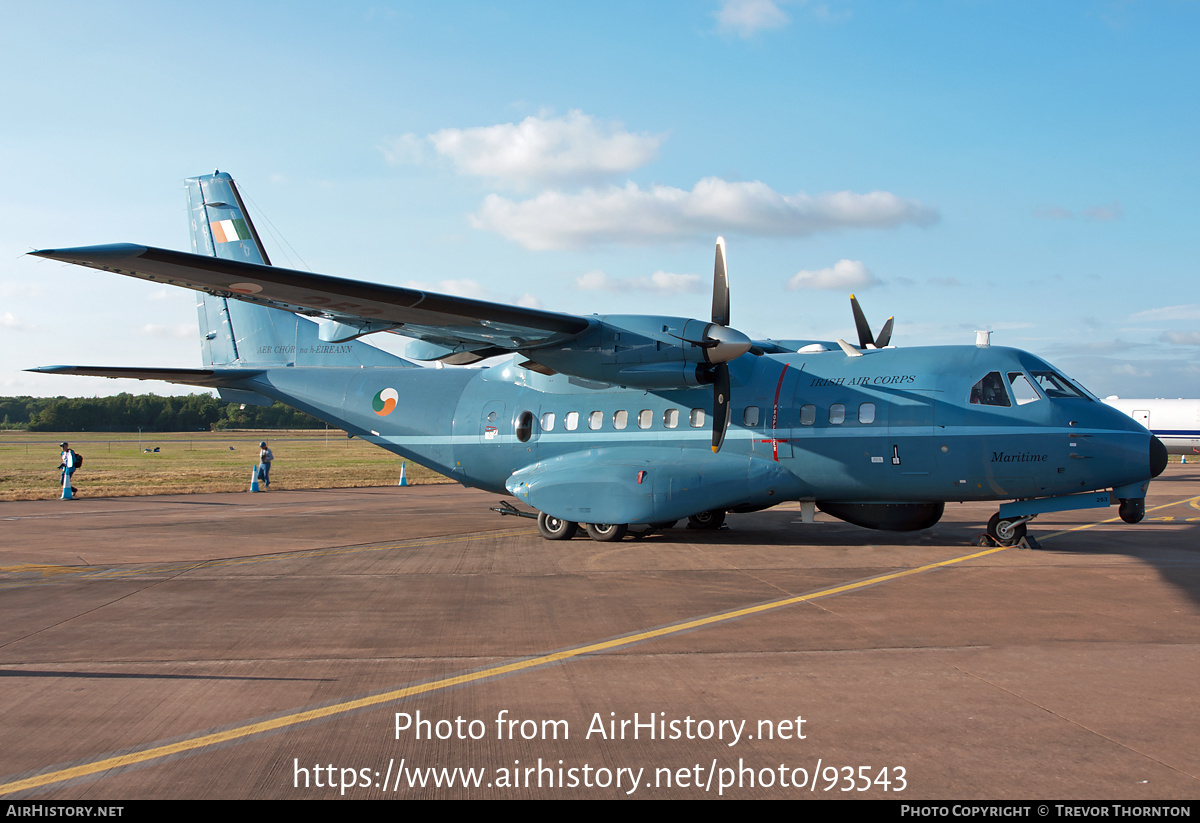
1030;370;1087;399
1007;372;1041;405
969;371;1010;407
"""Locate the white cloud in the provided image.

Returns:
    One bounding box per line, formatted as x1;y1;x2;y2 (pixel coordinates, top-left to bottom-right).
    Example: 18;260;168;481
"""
383;110;664;188
136;323;193;339
1034;206;1073;220
787;259;878;291
715;0;789;37
0;284;44;299
1130;304;1200;321
1;311;35;331
403;278;488;300
574;269;704;296
1161;331;1200;346
1112;363;1151;378
1083;201;1123;222
473;178;937;249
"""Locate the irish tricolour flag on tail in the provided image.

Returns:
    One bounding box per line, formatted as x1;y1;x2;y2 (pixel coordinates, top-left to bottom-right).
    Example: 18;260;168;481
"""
210;217;250;244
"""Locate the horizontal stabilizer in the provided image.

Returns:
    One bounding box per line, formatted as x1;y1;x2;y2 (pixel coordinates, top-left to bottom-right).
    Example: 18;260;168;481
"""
26;365;263;387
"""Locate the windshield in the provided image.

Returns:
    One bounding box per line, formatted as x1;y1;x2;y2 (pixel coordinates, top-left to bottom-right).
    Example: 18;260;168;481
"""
1030;370;1088;399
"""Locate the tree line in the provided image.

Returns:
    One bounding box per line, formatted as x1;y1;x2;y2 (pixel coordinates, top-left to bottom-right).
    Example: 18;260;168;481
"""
0;394;326;432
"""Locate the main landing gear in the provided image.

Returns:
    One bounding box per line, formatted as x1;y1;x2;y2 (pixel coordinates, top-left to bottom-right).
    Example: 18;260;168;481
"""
537;511;578;540
496;502;729;542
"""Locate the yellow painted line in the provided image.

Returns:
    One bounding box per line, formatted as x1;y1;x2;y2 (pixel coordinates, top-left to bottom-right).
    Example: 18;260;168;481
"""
1038;494;1200;540
0;542;1006;796
5;491;1198;796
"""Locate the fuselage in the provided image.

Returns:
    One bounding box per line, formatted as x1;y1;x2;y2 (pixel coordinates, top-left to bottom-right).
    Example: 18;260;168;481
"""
235;344;1157;525
1102;397;1200;455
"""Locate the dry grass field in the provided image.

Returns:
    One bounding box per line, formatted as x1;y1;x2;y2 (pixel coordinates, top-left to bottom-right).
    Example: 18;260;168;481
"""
0;430;450;501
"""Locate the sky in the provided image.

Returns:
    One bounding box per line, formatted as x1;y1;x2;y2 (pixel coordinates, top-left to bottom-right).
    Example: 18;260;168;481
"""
1;0;1197;400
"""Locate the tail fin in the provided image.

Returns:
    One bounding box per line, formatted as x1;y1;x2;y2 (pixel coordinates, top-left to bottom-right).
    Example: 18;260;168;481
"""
187;172;411;369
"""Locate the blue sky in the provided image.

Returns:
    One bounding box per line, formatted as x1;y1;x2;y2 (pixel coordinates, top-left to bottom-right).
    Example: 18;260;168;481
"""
2;1;1196;400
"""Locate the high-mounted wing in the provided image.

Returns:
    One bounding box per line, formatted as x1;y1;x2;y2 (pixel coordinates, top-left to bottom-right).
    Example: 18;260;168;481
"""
30;244;592;360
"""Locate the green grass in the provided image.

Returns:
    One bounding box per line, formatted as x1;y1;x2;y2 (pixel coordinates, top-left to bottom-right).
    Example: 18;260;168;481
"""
0;430;450;500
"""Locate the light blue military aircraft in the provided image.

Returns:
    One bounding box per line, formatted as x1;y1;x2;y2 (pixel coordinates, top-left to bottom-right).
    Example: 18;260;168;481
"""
30;172;1168;546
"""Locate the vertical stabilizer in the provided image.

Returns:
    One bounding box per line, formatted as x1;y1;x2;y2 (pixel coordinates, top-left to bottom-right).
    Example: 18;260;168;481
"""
187;172;412;369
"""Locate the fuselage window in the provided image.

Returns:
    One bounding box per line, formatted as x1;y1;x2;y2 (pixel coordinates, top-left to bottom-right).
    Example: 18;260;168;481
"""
516;411;534;443
1007;373;1041;405
664;408;679;428
1030;370;1087;399
829;404;846;424
565;411;579;431
859;402;876;424
969;371;1010;407
613;410;628;430
799;404;816;426
541;412;555;432
588;411;603;430
743;406;760;427
690;408;705;428
638;409;653;429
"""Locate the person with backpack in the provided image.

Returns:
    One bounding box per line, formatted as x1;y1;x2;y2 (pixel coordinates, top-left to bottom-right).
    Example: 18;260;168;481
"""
59;442;80;497
258;441;273;489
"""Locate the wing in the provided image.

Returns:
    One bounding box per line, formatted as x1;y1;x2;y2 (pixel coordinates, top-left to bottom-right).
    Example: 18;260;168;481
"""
31;244;592;358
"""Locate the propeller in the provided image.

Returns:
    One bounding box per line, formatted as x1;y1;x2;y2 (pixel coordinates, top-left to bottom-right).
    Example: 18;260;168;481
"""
707;237;748;453
669;237;756;452
850;294;893;349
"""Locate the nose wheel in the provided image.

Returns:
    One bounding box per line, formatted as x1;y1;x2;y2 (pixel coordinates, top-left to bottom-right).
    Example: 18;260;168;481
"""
986;513;1028;547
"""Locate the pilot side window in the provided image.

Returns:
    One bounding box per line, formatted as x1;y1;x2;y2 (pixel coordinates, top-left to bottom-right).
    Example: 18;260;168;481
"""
565;412;579;431
613;410;628;430
541;412;555;432
589;411;603;430
638;409;653;429
743;406;760;427
664;408;679;428
1007;373;1041;405
690;409;705;428
799;404;816;426
969;372;1010;407
859;402;876;424
829;404;846;424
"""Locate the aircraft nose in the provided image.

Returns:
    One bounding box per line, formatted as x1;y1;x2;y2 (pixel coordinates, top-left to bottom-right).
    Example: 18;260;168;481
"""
1150;436;1168;478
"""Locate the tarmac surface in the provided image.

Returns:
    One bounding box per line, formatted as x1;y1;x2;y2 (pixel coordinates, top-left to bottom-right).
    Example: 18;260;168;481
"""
1;467;1198;800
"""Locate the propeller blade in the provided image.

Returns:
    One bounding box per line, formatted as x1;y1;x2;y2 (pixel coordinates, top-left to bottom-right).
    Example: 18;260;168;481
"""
712;236;730;327
875;316;894;348
850;294;874;349
711;363;730;453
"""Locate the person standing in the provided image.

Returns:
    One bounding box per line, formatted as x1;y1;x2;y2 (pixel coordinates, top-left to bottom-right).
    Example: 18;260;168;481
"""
258;441;274;489
59;442;78;497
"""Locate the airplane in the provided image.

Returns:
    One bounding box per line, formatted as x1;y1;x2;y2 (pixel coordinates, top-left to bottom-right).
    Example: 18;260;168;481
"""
28;171;1168;547
1101;397;1200;458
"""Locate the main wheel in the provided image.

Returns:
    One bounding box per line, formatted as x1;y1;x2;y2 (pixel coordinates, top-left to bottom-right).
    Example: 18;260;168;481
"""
537;512;578;540
584;523;628;542
987;513;1026;546
687;510;726;530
